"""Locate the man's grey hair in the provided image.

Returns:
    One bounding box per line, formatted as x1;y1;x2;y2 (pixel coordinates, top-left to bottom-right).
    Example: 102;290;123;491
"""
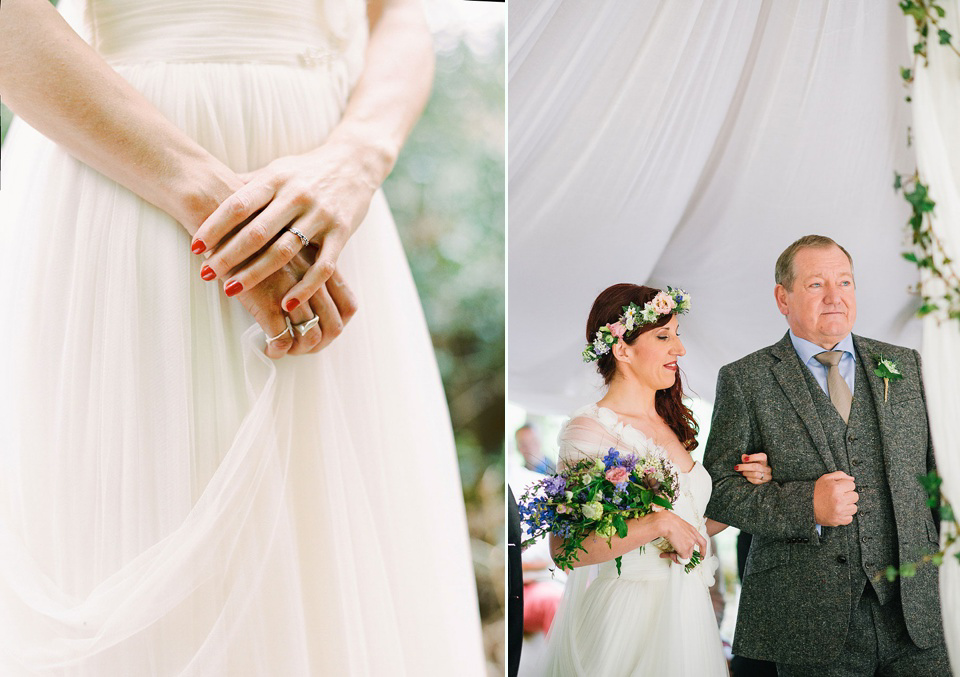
775;234;854;290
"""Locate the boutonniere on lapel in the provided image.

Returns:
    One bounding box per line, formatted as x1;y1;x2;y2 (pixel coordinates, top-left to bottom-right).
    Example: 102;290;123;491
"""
873;355;903;403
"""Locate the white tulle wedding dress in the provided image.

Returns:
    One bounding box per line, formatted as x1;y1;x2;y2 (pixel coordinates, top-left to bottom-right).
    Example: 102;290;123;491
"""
539;404;727;676
0;1;484;674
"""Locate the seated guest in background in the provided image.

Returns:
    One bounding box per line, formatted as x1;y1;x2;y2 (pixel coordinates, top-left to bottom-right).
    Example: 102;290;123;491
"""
516;423;555;475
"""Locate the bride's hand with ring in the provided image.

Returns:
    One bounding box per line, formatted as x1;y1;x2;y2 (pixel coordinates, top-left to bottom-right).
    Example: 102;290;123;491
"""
237;247;358;360
191;140;381;310
735;453;773;485
187;0;434;313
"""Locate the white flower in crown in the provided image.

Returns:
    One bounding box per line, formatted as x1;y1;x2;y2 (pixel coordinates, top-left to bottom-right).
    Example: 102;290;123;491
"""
581;286;691;362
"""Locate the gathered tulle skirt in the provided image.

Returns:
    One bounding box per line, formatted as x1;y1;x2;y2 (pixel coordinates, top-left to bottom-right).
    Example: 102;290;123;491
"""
540;548;727;676
0;57;484;675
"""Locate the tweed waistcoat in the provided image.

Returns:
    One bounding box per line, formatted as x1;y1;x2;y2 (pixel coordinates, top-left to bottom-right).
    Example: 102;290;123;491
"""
801;353;899;604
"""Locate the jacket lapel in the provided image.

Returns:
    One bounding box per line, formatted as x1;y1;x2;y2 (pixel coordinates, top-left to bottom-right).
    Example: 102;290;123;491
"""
770;332;837;473
853;335;892;463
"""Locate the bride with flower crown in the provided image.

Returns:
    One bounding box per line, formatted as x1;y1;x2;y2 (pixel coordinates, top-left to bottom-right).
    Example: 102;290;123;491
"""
537;283;771;676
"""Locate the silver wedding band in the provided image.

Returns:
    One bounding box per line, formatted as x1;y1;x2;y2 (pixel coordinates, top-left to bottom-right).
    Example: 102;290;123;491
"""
288;227;310;248
293;315;320;336
266;317;294;344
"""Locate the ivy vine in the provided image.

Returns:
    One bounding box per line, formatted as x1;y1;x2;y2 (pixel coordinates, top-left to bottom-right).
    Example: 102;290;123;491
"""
884;1;960;586
895;0;960;325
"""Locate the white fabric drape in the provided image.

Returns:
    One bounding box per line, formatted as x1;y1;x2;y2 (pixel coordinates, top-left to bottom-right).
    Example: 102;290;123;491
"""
910;1;960;668
508;0;920;414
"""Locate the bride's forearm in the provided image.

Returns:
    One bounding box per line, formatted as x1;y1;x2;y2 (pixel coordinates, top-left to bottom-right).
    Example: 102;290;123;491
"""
549;513;666;569
320;0;435;187
706;519;727;537
0;0;240;232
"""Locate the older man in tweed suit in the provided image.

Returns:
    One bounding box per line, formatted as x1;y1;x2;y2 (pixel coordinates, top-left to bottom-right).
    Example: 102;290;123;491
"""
704;235;949;675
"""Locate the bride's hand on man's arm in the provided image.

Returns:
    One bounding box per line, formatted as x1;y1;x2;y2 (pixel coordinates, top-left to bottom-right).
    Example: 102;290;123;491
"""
189;0;434;313
735;453;771;485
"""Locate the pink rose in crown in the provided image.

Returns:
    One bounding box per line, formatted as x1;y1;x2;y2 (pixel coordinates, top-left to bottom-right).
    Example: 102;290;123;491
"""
607;322;626;339
652;292;676;314
605;467;629;484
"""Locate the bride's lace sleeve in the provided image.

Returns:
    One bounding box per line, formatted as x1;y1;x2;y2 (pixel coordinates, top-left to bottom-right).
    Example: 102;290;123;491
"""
557;416;619;470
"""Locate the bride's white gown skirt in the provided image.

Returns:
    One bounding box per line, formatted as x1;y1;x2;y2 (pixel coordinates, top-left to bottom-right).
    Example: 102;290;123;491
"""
0;1;485;674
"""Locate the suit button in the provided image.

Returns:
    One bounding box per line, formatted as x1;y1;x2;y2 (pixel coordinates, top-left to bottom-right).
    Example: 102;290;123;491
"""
860;511;868;518
861;535;870;543
848;434;857;443
837;555;848;564
851;458;860;466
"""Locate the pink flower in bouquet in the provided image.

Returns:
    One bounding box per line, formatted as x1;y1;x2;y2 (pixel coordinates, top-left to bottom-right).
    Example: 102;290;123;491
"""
652;292;676;314
607;322;626;339
605;467;629;484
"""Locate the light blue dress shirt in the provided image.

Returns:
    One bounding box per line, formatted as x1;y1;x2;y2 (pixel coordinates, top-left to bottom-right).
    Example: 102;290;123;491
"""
788;330;856;537
789;330;856;397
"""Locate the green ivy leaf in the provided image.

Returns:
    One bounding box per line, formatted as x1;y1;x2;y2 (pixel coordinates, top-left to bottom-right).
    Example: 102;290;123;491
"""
941;503;954;523
934;4;947;18
933;552;945;566
885;565;898;582
900;67;913;81
939;28;952;45
613;514;627;539
900;562;917;578
894;172;903;190
902;251;917;263
652;495;673;510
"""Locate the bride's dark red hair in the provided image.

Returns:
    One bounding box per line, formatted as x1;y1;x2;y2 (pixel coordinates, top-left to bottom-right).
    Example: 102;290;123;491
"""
586;283;699;451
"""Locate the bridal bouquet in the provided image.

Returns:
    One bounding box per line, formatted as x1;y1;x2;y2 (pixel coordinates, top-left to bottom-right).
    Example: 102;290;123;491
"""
518;448;702;575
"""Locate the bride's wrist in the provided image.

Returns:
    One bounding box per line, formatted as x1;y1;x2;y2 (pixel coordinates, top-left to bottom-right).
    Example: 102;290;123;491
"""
168;160;244;235
322;122;399;189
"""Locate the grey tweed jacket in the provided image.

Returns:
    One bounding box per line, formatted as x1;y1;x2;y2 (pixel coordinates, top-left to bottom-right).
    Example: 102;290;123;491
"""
703;332;943;664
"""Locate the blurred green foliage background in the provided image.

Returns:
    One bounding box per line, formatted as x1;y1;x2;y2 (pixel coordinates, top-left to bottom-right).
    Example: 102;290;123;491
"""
1;6;505;675
385;26;505;675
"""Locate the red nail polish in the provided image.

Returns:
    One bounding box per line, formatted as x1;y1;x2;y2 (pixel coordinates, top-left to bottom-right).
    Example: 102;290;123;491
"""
735;465;741;471
191;240;206;255
285;298;300;312
200;265;216;281
225;280;243;297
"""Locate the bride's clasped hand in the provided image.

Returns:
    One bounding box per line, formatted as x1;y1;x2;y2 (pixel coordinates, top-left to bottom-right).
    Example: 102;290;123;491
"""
192;138;384;313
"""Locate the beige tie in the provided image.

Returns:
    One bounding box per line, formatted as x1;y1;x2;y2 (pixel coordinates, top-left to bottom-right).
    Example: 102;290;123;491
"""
814;351;852;424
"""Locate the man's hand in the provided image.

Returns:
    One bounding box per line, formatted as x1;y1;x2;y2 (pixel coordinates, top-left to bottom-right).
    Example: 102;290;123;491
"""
813;471;858;526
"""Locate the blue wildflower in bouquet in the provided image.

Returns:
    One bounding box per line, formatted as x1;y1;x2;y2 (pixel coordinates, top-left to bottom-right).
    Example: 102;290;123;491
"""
518;448;702;575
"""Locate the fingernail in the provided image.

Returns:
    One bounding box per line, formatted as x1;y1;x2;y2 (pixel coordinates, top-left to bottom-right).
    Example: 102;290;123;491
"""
735;465;741;471
191;240;206;255
285;298;300;312
224;280;243;297
200;265;216;281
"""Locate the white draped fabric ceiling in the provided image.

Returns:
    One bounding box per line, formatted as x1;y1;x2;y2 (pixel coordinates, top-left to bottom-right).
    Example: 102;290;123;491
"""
508;0;920;414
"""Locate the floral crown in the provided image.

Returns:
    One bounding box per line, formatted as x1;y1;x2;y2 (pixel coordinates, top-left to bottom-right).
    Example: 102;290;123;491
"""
582;287;691;363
